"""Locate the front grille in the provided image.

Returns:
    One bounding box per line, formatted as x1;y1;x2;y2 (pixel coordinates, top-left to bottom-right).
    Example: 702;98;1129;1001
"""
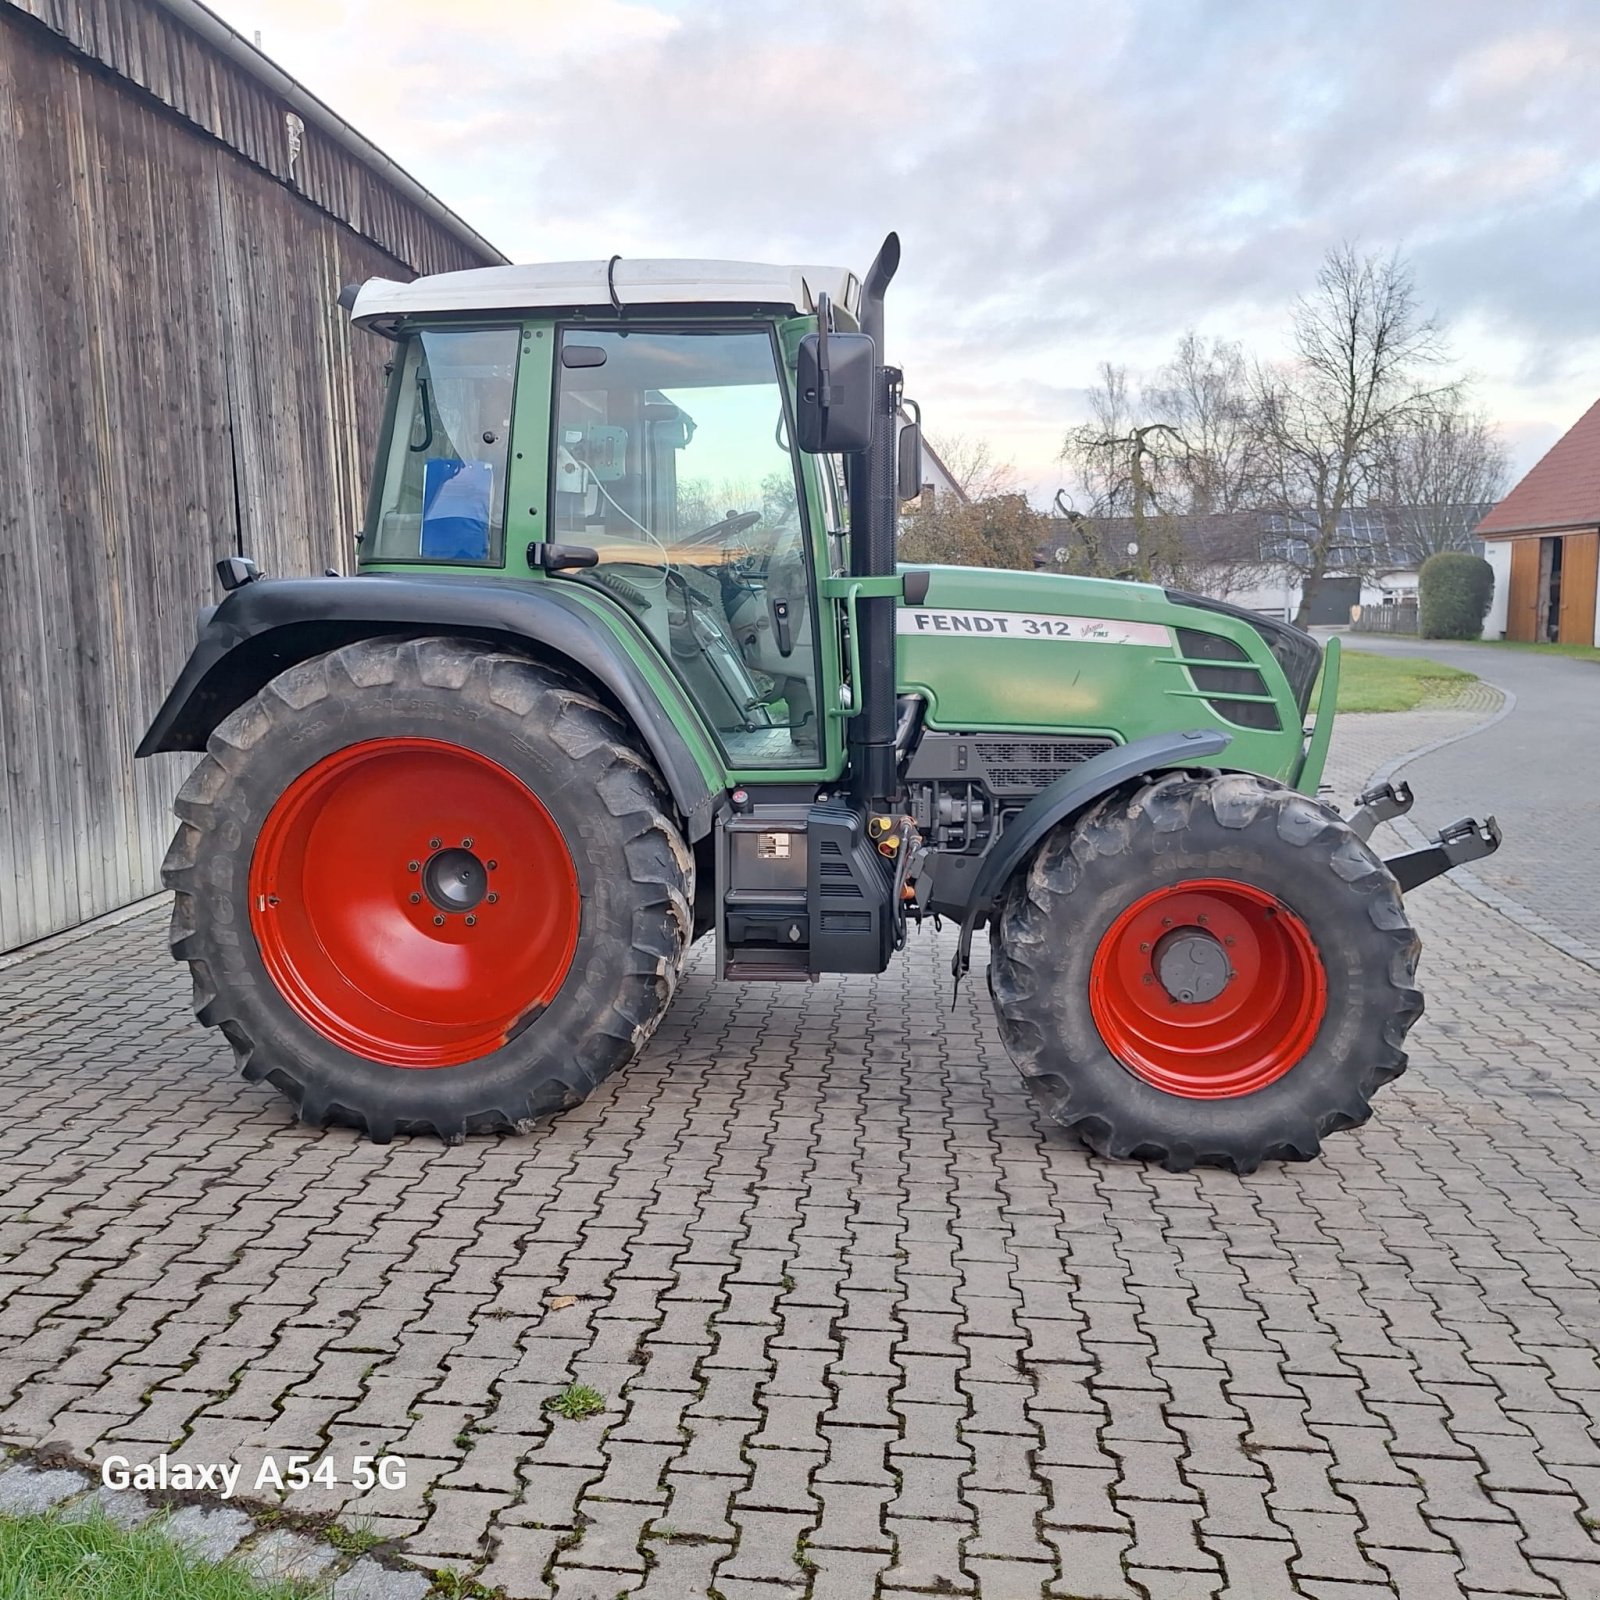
1167;590;1322;714
973;736;1117;792
1176;627;1282;733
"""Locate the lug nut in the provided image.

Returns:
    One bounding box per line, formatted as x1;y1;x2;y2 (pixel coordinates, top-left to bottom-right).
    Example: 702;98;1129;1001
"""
433;915;445;927
430;838;442;849
1139;941;1149;952
409;893;421;904
465;915;477;927
486;893;499;905
463;837;474;848
408;860;419;872
486;860;498;871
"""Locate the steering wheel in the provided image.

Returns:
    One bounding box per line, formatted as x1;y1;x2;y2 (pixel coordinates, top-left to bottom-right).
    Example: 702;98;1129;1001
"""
678;509;763;548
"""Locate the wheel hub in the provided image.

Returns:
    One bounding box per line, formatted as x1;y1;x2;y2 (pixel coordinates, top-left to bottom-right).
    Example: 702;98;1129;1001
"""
1089;878;1327;1099
1153;927;1233;1004
248;738;581;1068
423;847;488;914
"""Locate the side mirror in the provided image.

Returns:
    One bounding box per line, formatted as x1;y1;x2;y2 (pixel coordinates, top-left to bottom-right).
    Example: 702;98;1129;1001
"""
795;295;874;454
897;400;923;502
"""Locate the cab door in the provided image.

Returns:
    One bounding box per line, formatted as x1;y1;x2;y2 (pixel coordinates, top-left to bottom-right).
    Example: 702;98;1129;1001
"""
548;320;844;781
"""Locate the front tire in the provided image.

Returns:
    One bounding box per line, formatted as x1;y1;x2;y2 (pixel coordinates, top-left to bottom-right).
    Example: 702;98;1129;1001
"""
162;637;693;1140
989;772;1421;1173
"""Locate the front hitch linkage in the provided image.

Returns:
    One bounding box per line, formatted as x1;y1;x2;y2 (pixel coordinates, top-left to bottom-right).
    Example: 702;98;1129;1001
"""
1384;814;1503;893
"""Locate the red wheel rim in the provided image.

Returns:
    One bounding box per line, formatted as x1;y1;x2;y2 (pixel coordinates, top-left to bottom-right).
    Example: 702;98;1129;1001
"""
248;739;580;1068
1089;878;1326;1098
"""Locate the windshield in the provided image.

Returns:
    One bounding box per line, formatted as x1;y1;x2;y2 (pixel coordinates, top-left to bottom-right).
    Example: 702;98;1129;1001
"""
365;327;518;563
552;326;822;768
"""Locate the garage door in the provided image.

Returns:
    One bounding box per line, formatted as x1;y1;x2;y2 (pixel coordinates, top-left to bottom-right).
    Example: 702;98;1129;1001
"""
1305;576;1361;626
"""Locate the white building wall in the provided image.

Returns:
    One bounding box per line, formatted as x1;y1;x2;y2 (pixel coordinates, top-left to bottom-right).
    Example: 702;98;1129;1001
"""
1483;539;1512;639
1190;565;1418;623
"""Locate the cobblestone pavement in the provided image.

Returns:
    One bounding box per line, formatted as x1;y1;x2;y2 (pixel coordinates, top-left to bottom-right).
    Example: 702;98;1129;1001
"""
1342;635;1600;965
5;700;1600;1599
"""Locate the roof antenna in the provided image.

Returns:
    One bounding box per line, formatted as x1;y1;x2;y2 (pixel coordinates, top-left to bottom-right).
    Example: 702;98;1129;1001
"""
606;255;624;315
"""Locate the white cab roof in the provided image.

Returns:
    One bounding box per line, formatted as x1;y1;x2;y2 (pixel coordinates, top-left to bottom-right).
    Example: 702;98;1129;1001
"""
351;258;861;328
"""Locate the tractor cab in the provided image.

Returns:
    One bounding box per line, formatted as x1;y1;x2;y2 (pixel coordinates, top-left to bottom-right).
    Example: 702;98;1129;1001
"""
350;261;878;778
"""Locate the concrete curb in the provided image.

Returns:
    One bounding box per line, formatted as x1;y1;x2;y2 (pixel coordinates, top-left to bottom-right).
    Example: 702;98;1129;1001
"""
1362;677;1600;974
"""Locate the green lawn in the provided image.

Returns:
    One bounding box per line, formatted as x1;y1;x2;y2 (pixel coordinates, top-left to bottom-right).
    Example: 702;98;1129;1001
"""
1473;638;1600;664
1333;649;1479;714
0;1509;318;1600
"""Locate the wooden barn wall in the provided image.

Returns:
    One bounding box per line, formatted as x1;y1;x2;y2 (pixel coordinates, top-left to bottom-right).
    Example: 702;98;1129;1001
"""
0;12;449;951
7;0;491;279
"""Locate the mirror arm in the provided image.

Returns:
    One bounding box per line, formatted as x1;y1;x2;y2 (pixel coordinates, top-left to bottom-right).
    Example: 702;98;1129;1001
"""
814;291;833;412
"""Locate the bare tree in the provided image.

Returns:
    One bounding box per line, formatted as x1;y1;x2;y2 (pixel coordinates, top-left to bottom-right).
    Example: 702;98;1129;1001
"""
1252;245;1458;626
1372;407;1509;557
1143;333;1265;514
924;432;1018;502
1060;365;1191;580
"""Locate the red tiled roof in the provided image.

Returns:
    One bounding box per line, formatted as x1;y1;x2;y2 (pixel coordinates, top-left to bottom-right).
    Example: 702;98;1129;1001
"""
1476;397;1600;537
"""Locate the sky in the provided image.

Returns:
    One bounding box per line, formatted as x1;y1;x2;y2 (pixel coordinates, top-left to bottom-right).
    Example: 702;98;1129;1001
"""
208;0;1600;504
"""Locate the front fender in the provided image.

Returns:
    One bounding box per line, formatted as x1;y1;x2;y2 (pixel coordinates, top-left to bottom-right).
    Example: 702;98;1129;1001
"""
135;573;724;840
949;727;1232;975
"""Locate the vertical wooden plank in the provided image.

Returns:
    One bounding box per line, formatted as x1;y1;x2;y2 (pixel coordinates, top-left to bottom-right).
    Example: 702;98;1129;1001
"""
1505;537;1541;643
0;3;468;952
1559;529;1599;647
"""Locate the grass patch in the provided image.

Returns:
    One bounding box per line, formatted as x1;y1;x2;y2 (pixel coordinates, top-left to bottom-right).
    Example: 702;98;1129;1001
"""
0;1507;315;1600
1473;638;1600;663
1333;649;1477;713
544;1383;606;1421
321;1518;385;1558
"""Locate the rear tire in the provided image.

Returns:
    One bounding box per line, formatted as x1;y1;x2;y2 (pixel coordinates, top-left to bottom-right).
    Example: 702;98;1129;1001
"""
989;772;1421;1173
162;637;693;1140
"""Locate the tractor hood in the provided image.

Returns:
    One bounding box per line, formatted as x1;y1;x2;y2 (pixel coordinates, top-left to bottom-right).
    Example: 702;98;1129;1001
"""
894;564;1315;786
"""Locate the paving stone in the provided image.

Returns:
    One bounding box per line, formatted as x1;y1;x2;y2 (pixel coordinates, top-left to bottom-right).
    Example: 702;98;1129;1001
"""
59;1483;156;1528
1282;1508;1389;1584
478;1525;563;1600
1489;1489;1600;1562
963;1557;1058;1599
1207;1535;1298;1595
884;1515;974;1592
1433;1517;1562;1595
1037;1527;1139;1597
330;1559;435;1600
0;1463;89;1512
1118;1499;1218;1572
238;1528;341;1583
159;1504;254;1562
636;1536;724;1598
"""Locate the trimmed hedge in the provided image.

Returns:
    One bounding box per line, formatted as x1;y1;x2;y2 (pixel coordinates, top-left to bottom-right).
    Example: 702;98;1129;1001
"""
1419;551;1493;640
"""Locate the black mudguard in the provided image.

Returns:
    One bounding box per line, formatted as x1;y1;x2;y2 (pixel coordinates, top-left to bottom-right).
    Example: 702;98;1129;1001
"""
949;728;1232;975
136;573;722;840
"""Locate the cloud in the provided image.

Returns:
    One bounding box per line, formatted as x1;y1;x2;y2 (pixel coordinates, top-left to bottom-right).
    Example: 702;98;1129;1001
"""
212;0;1600;499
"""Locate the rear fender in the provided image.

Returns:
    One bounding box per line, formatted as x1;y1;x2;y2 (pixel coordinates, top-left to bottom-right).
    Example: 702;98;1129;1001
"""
949;728;1232;976
136;575;723;840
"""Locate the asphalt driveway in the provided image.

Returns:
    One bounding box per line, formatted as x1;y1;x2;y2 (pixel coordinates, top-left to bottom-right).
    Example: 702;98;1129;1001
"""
1340;635;1600;968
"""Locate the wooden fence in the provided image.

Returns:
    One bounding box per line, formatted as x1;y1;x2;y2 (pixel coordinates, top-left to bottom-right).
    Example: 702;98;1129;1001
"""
1351;602;1419;636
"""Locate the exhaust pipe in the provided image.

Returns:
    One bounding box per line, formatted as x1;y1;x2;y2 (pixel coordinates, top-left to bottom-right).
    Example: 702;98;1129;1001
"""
848;232;901;809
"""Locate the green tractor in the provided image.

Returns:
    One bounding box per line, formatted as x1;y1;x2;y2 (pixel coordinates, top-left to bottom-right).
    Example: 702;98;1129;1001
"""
137;235;1499;1172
